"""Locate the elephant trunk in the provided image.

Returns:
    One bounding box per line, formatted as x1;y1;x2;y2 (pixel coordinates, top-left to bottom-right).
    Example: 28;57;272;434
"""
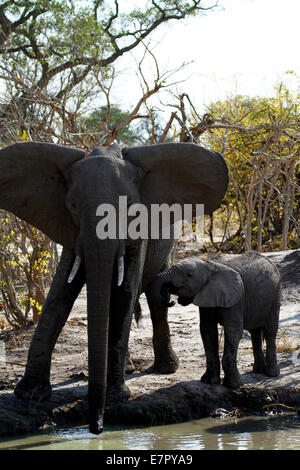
83;231;118;434
149;269;176;307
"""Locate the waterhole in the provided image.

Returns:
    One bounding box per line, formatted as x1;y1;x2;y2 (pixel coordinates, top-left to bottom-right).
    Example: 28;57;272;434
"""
0;414;299;450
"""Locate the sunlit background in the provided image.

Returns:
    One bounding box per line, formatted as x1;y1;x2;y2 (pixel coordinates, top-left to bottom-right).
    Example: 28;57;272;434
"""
116;0;300;112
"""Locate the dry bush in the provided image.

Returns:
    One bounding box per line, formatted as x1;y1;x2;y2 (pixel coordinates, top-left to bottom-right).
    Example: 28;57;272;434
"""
0;211;58;327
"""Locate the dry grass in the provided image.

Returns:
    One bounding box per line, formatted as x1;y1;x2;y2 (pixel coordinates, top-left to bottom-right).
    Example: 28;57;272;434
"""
276;332;299;353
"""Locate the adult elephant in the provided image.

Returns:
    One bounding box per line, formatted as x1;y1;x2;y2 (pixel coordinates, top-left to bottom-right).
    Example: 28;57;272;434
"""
0;141;228;434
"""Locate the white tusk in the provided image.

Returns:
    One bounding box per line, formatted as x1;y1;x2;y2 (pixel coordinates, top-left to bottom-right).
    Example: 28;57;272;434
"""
68;255;82;284
117;256;124;287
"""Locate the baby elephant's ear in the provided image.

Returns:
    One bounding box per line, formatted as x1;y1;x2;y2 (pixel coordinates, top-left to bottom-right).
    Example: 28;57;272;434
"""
193;262;244;308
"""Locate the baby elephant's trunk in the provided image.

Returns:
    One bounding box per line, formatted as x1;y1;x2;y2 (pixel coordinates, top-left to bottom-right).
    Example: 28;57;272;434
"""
148;270;175;307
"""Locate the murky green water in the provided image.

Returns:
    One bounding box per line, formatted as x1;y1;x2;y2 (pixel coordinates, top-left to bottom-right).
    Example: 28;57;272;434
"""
0;414;299;450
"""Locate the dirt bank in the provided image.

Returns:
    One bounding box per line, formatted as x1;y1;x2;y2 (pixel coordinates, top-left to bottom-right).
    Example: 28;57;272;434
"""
0;250;299;436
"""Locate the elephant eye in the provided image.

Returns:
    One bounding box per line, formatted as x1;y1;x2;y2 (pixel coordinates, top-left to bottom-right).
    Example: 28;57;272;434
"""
187;272;193;278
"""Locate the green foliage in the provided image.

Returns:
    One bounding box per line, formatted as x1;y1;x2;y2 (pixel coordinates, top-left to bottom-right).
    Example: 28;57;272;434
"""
1;1;215;73
82;105;141;145
201;80;300;252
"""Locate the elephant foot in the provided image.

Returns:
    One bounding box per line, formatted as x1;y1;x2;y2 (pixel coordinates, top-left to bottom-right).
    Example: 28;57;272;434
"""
14;374;52;401
265;365;280;377
153;349;179;374
201;370;221;386
223;374;242;389
89;407;104;435
106;383;131;407
89;416;103;435
252;363;266;374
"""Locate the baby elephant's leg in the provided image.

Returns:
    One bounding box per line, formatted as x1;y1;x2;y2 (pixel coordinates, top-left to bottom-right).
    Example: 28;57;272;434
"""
263;298;280;377
199;310;221;385
222;308;243;388
263;325;279;377
249;327;266;373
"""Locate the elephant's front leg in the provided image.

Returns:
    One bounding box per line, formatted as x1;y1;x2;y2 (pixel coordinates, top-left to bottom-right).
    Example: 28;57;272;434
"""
145;291;179;373
249;327;266;373
199;309;221;385
15;248;85;401
106;242;146;405
222;308;243;388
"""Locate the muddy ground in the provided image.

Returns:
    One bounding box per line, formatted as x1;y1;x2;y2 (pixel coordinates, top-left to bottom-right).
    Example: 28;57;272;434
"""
0;249;299;436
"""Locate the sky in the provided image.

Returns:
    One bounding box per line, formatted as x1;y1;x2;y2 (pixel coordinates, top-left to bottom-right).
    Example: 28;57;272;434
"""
115;0;300;114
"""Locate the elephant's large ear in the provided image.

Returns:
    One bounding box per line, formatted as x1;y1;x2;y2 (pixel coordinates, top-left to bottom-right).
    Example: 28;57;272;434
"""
122;143;228;213
0;142;85;247
193;261;244;308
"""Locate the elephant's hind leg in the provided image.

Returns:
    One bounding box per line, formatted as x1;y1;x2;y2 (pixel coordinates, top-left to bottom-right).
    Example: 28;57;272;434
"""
263;325;279;377
263;297;280;377
14;248;85;401
145;291;179;373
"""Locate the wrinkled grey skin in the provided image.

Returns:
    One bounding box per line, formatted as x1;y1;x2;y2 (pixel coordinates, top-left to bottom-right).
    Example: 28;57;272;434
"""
149;251;281;388
0;141;228;434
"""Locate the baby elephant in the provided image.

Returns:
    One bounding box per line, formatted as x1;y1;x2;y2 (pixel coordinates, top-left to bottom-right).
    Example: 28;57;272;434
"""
150;251;281;388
